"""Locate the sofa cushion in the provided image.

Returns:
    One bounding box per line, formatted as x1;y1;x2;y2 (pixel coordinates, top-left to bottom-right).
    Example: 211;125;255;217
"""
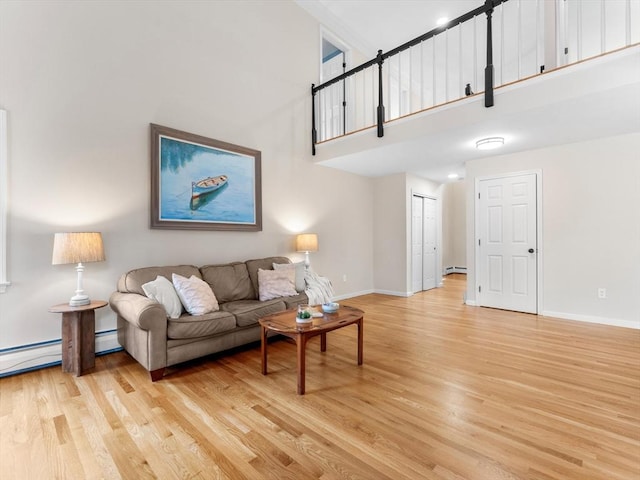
118;265;201;296
281;292;309;310
273;261;305;292
245;256;291;296
220;298;286;327
172;274;219;315
167;310;236;339
141;275;183;319
200;262;255;303
257;268;297;301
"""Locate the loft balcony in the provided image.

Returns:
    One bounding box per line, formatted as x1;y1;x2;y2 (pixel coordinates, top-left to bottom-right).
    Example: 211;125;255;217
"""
310;0;640;183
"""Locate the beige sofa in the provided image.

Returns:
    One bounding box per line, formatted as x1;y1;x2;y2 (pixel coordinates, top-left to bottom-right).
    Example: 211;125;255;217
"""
109;256;307;380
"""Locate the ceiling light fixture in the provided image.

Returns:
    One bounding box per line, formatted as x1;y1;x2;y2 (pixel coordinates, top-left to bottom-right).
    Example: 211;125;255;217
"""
476;137;505;150
447;173;459;179
436;17;449;26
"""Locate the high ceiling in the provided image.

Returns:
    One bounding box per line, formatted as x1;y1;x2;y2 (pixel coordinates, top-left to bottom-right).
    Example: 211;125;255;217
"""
298;0;480;56
297;0;640;183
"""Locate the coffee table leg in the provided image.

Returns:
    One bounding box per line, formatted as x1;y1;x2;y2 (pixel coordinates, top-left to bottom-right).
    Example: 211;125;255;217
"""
297;333;307;395
261;325;268;375
357;318;363;365
320;332;327;352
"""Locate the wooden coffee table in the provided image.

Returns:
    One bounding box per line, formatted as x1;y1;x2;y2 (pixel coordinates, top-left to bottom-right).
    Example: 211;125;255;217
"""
259;305;364;394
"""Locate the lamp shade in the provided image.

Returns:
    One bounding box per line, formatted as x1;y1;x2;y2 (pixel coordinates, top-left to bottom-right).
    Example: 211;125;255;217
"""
296;233;318;253
52;232;105;265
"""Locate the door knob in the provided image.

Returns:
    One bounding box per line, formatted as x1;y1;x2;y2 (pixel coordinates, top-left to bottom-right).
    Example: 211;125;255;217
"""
528;248;535;253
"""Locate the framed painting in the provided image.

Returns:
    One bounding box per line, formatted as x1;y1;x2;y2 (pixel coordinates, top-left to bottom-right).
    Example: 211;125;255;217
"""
150;124;262;231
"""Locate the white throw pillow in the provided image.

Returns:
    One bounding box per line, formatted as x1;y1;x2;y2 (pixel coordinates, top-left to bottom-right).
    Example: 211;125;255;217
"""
172;273;219;315
258;268;297;301
273;261;306;292
141;275;182;319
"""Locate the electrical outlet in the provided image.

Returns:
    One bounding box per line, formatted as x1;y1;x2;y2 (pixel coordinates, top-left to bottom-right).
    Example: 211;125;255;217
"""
342;274;347;282
598;288;607;299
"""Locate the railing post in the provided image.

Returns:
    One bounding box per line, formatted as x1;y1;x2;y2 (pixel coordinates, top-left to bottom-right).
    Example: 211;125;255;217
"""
342;59;347;136
311;84;317;155
376;49;385;138
484;0;494;108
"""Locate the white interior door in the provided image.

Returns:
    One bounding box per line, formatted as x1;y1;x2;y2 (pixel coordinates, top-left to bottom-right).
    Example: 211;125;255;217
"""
422;197;437;290
412;195;437;293
411;195;423;293
478;173;538;313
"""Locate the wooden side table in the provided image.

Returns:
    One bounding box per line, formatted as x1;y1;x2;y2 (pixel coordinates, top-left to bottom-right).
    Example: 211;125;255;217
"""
48;300;108;376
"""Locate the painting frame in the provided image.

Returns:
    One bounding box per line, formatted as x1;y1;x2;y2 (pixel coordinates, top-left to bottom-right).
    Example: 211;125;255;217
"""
150;124;262;231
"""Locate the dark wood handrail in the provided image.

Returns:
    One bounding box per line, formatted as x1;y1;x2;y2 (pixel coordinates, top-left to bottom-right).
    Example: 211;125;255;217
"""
312;0;507;94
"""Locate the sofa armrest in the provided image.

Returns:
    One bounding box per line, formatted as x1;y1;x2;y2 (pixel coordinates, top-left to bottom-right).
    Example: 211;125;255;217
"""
109;291;168;332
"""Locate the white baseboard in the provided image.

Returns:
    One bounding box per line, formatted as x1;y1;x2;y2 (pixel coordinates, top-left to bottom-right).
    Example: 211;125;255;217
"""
541;311;640;330
332;289;375;301
0;330;121;377
374;289;413;297
464;304;638;329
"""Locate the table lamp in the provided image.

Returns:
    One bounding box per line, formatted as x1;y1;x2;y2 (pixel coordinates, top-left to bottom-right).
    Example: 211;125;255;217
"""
296;233;318;269
52;232;105;307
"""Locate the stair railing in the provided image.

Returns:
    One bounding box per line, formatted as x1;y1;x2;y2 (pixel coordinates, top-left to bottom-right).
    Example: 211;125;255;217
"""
311;0;506;154
311;0;640;155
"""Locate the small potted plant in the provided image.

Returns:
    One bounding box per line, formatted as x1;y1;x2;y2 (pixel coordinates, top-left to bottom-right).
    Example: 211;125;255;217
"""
296;304;313;323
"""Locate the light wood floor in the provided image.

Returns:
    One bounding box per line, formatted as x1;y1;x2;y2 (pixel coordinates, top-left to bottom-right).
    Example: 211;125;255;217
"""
1;274;639;479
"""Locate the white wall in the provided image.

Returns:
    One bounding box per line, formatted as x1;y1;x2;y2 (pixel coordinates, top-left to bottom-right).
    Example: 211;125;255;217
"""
373;173;407;295
0;1;375;357
466;133;640;328
442;180;466;270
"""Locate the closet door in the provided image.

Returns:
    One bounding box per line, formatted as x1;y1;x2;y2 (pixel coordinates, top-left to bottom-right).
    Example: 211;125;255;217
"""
412;195;437;293
411;195;424;293
422;197;437;291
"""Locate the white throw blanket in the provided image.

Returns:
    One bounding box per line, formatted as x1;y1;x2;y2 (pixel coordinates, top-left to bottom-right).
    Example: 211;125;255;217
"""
304;269;334;305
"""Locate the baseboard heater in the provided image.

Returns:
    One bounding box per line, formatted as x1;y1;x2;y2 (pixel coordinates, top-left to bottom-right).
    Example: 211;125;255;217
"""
444;266;467;275
0;330;121;378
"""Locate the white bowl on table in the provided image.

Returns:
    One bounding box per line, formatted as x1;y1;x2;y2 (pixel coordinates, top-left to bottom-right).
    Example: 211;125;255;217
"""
321;302;339;313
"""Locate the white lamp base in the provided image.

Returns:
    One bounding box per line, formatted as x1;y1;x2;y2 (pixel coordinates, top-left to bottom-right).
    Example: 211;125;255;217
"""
69;262;90;306
69;294;90;307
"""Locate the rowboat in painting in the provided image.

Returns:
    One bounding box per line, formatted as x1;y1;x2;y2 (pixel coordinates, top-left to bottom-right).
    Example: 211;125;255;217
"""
191;175;228;199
